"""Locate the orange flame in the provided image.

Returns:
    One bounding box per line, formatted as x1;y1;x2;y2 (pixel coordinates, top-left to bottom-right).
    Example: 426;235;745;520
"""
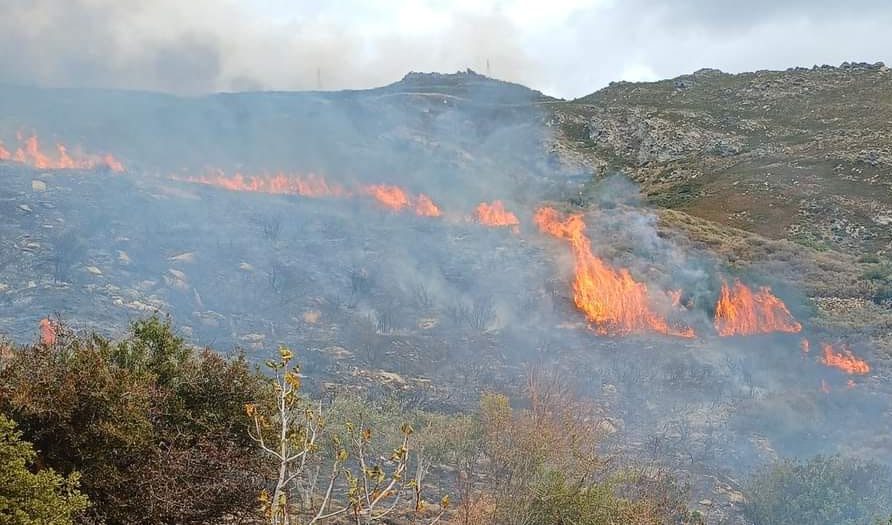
534;206;694;337
365;184;410;211
414;194;442;217
183;171;348;198
1;134;124;172
713;280;802;336
474;200;520;227
180;170;440;217
820;343;870;375
39;318;56;346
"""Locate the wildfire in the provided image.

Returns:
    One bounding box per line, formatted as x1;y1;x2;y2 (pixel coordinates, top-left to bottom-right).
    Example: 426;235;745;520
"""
180;170;441;217
363;185;441;216
414;194;442;217
0;134;124;172
474;200;520;227
534;206;694;337
365;184;409;210
39;318;56;346
183;171;348;198
713;280;802;336
820;343;870;375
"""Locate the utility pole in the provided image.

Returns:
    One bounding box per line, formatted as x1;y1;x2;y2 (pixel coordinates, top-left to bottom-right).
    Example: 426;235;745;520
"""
316;67;322;90
486;58;491;77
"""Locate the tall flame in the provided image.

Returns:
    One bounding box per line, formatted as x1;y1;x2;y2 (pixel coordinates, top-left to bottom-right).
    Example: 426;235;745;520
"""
474;200;519;227
534;206;694;337
0;134;124;172
820;343;870;375
714;280;802;336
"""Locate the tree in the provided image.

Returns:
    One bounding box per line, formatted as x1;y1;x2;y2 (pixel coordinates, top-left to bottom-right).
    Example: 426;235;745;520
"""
0;414;89;525
247;347;448;524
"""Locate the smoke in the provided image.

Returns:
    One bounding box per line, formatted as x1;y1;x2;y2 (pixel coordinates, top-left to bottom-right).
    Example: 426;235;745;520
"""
0;0;534;95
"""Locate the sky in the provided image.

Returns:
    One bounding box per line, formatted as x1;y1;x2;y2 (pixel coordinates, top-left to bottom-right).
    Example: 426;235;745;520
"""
0;0;890;99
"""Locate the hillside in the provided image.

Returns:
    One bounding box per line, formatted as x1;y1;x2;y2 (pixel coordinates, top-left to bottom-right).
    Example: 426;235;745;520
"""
2;66;892;524
552;63;892;353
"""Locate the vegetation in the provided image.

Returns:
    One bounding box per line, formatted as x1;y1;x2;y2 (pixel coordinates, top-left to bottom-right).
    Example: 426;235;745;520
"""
744;455;892;525
0;316;267;525
0;314;757;525
0;414;89;525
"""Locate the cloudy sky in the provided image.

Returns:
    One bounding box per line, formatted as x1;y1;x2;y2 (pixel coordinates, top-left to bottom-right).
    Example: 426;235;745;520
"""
1;0;889;99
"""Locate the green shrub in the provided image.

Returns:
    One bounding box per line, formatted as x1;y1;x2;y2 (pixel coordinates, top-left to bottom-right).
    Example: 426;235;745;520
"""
744;455;892;525
0;413;89;525
0;316;267;525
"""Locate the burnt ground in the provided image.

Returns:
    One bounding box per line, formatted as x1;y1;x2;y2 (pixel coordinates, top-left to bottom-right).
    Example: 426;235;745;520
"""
1;164;890;524
2;66;892;523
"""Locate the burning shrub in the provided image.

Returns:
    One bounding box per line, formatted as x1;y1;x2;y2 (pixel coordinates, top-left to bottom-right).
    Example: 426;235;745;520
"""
0;316;267;525
744;455;892;525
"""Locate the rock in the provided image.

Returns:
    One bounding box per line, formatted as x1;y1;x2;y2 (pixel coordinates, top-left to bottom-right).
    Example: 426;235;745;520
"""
699;499;713;507
238;262;255;272
240;333;265;343
117;250;131;264
169;252;196;263
167;268;187;280
85;266;103;276
0;283;8;293
302;310;321;324
18;204;32;214
378;371;407;386
31;180;47;192
323;346;353;359
417;317;439;330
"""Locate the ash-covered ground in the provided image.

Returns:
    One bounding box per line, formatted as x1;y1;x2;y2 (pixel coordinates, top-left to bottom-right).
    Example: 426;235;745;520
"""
1;71;890;522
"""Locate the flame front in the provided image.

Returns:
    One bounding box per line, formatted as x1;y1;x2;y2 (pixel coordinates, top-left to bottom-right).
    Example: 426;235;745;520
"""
534;206;694;337
713;280;802;336
820;343;870;375
474;200;519;227
414;194;442;217
181;170;440;217
0;134;124;172
183;171;348;198
365;184;410;210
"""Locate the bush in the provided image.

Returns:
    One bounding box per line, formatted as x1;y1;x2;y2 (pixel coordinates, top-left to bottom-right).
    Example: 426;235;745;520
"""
0;413;89;525
0;316;267;525
744;455;892;525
